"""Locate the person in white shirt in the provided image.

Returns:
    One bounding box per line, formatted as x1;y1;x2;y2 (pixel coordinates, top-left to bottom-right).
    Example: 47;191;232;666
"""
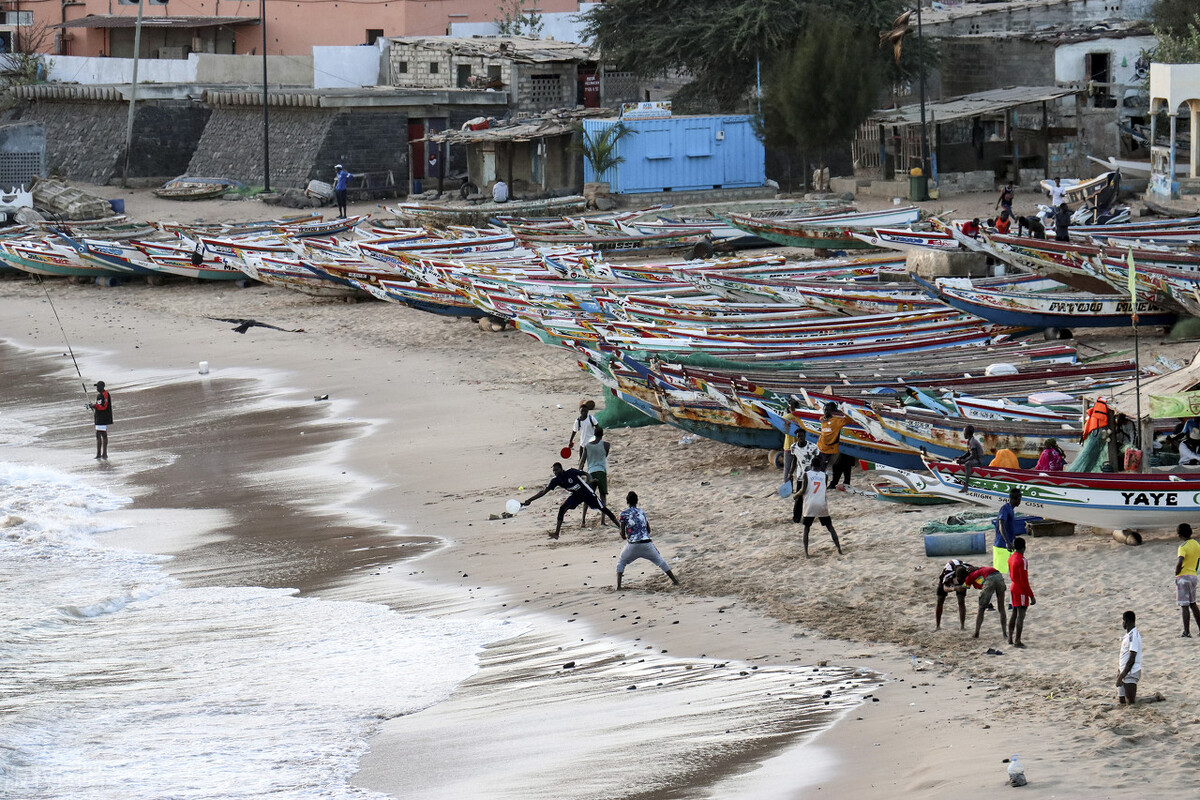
1048;177;1067;210
1117;610;1142;705
793;454;842;558
568;400;598;469
492;179;509;203
1179;427;1200;465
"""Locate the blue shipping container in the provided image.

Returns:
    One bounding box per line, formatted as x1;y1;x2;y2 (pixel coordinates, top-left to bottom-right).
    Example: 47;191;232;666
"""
581;115;765;194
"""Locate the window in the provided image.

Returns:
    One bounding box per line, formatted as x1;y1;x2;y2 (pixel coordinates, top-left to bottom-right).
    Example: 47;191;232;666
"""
396;60;408;74
644;129;671;160
366;29;383;45
456;64;472;88
684;126;712;157
487;65;502;84
430;62;439;74
528;74;562;109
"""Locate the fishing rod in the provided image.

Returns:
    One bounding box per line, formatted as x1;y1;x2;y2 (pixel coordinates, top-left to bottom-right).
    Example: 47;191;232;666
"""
34;274;90;400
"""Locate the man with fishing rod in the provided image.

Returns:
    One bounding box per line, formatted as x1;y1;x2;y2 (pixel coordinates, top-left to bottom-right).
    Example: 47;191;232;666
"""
88;381;113;460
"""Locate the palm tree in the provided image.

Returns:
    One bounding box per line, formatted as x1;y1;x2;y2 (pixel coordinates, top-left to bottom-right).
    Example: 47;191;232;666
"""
577;122;636;183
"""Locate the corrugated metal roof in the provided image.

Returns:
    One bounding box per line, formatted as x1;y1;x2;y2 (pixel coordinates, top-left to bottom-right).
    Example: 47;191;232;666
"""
388;36;591;64
430;108;610;144
868;85;1083;126
57;15;258;29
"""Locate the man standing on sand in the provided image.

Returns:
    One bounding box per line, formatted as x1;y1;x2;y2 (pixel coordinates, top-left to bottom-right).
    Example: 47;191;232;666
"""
568;400;598;470
1174;523;1200;637
334;164;352;218
1117;610;1141;705
993;488;1021;574
522;462;619;539
794;454;842;557
1008;537;1034;648
88;381;113;460
583;426;612;520
616;491;679;590
817;401;853;488
959;564;1008;640
936;558;976;630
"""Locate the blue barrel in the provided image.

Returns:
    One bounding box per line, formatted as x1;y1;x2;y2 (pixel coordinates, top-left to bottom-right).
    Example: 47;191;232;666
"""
108;198;125;214
924;532;987;557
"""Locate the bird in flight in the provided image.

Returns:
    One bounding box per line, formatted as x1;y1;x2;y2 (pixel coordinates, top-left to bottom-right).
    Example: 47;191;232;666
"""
205;317;306;334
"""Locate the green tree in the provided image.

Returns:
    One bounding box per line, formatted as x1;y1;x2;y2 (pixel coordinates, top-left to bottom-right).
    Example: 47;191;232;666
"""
582;0;927;113
762;20;882;153
576;122;636;182
495;0;544;37
1150;0;1200;64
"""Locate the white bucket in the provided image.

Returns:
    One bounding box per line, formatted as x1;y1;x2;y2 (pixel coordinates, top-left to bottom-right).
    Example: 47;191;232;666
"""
198;361;209;375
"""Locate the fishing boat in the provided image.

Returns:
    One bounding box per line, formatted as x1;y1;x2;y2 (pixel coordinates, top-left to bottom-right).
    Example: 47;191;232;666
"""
874;483;956;505
850;227;960;252
876;460;1200;530
1086;155;1189;178
389;196;587;228
724;206;921;250
1038;171;1117;207
154;177;235;200
910;275;1177;329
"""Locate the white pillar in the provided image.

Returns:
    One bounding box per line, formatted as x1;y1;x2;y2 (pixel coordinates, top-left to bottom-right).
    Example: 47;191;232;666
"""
1192;103;1200;180
1169;114;1178;196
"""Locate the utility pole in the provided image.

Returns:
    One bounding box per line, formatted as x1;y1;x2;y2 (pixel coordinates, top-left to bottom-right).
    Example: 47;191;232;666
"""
120;0;146;188
261;0;271;191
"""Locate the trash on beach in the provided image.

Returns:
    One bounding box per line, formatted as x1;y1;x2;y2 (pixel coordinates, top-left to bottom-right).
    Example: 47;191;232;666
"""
313;394;329;401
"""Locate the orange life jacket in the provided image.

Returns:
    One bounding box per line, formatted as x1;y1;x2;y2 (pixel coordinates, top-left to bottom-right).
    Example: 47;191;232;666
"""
1082;398;1110;440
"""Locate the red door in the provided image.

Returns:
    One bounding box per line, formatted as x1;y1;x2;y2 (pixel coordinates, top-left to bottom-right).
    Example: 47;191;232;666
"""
408;121;425;179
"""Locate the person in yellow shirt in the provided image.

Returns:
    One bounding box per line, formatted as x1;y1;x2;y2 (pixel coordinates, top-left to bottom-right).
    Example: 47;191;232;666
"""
1175;523;1200;637
818;401;853;487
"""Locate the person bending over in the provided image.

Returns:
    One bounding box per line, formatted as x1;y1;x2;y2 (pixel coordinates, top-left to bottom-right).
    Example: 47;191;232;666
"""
616;492;679;590
522;462;619;539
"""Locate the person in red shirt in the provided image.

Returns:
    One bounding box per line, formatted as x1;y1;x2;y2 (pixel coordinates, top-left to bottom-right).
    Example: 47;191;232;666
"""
958;564;1009;640
1008;537;1035;648
960;218;981;238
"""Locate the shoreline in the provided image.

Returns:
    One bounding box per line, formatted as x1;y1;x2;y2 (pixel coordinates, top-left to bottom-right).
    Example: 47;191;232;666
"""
4;187;1196;794
0;288;899;797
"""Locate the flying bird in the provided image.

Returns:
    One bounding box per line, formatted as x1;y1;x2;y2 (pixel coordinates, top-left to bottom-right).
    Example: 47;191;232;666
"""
880;9;912;64
205;317;306;334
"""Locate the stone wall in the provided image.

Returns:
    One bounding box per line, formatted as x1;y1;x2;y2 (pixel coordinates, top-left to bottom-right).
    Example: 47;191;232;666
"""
2;99;209;184
925;0;1154;36
188;106;414;190
938;37;1056;97
388;42;515;92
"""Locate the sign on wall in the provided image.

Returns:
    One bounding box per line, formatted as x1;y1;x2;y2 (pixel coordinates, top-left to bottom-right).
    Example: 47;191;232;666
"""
620;101;672;120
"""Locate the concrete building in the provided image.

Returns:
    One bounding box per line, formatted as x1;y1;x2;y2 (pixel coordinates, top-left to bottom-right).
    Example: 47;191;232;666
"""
28;0;586;58
1148;63;1200;198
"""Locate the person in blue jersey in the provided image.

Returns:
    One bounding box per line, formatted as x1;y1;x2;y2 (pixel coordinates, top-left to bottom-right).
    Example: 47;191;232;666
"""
88;380;113;460
333;164;353;218
616;491;679;590
522;462;619;539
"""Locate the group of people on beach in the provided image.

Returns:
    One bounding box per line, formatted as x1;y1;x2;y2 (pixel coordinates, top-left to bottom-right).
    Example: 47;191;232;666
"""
520;400;679;590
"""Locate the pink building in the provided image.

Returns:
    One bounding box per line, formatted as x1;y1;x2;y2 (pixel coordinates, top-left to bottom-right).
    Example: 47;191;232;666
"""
21;0;582;58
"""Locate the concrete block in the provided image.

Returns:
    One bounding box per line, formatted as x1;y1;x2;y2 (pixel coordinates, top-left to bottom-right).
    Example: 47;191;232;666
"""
906;249;989;278
829;176;868;195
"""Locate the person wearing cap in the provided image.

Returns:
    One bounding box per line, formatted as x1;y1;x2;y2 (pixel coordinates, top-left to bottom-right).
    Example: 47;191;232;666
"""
87;381;113;460
568;400;598;470
1180;427;1200;466
817;401;853;488
583;425;612;518
333;164;353;218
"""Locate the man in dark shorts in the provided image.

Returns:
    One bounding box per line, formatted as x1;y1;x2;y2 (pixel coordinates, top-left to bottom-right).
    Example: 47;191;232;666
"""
88;380;113;460
522;462;619;539
794;453;842;557
936;558;976;630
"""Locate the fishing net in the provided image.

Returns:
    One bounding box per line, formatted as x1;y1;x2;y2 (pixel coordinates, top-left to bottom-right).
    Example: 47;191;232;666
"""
1067;432;1106;472
595;393;661;430
1168;316;1200;341
920;511;997;536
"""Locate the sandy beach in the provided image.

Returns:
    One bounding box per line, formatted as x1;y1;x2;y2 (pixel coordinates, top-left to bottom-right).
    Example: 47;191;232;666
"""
2;186;1194;798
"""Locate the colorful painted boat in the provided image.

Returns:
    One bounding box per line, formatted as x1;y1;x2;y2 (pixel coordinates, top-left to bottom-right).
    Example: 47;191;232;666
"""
724;206;921;250
876;460;1200;530
851;227;960;252
389;196;587;228
910;275;1177;328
